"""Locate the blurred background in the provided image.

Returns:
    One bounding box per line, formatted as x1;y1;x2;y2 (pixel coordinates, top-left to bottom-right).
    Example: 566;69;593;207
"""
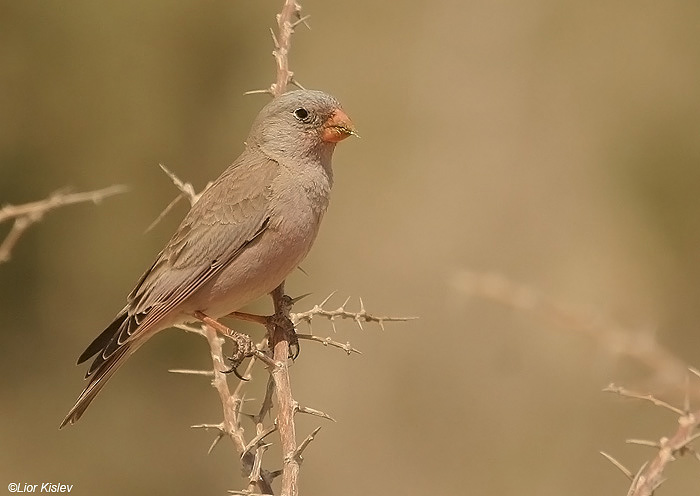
2;0;700;494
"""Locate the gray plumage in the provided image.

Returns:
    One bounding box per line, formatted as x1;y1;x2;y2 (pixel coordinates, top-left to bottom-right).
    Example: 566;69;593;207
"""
61;90;354;427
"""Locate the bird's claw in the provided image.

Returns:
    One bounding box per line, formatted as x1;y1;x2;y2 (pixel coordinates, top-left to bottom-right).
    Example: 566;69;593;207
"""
223;361;249;381
289;339;300;361
223;331;256;380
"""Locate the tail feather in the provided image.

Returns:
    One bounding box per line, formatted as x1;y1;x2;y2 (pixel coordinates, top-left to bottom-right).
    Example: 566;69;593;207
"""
60;344;132;428
62;310;144;428
76;314;124;365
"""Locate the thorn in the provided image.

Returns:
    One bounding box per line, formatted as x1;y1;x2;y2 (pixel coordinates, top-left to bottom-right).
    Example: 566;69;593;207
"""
207;431;225;454
244;88;273;96
145;192;185;233
341;296;351;309
292;426;322;461
290;292;312;305
229;491;274;496
270;28;280;48
625;439;659;449
291;14;311;29
684;431;700;447
691;447;700;463
319;291;337;307
600;451;633;480
689;367;700;380
191;424;227;454
253;349;281;369
191;423;225;431
168;369;214;377
238;411;257;423
296;405;336;422
290;78;306;90
628;461;650;494
355;300;365;330
241;423;278;457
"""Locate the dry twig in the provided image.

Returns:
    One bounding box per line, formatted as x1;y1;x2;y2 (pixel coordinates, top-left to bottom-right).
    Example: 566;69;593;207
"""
0;185;127;264
454;270;700;493
453;270;689;391
602;383;700;496
268;283;301;496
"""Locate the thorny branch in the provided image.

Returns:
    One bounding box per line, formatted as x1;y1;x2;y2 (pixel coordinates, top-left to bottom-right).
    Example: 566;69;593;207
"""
453;270;690;392
601;381;700;496
155;4;412;495
268;283;301;496
176;324;276;492
292;292;416;332
174;296;407;494
245;0;308;97
455;271;700;494
168;3;312;494
0;185;127;264
165;163;411;494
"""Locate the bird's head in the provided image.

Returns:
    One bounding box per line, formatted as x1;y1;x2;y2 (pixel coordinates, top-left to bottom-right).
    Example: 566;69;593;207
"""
248;90;356;164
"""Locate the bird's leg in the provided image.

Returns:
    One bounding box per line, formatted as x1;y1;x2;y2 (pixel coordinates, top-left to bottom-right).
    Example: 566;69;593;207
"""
228;308;299;360
226;292;304;360
193;311;256;380
228;311;268;326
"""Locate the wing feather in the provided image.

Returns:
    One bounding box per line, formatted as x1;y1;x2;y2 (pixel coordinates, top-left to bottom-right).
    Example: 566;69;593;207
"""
65;153;279;425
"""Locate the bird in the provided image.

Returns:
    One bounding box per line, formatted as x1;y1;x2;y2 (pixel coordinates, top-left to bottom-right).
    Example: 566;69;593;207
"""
61;90;355;428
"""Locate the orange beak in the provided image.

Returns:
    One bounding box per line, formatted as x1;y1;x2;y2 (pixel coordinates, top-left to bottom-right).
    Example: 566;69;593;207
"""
321;109;358;143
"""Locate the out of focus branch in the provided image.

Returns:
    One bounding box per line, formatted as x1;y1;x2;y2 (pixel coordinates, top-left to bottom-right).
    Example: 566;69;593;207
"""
453;270;689;390
601;382;700;496
0;185;127;264
454;270;700;494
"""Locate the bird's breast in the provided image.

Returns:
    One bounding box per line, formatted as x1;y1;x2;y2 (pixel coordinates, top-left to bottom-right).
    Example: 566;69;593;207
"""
187;170;330;318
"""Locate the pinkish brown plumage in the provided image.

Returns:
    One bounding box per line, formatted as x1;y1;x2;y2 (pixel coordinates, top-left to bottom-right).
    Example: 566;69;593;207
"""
61;90;355;427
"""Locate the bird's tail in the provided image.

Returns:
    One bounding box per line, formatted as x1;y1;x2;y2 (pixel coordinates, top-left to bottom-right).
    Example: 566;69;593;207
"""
60;310;142;428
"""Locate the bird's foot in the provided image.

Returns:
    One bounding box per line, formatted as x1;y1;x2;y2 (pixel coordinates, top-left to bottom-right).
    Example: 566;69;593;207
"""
192;310;256;380
268;312;299;360
228;304;300;360
223;332;256;380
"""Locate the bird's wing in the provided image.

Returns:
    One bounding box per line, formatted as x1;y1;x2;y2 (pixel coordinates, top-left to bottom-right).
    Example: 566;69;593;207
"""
128;154;279;319
80;153;279;375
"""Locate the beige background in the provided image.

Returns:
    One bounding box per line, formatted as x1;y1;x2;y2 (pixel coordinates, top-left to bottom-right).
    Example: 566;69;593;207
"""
2;1;700;494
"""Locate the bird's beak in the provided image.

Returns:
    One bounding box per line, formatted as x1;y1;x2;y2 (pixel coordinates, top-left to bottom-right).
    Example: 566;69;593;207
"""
321;109;358;143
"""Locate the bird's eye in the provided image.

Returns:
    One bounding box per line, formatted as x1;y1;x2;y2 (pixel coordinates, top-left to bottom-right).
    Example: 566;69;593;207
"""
293;107;310;121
